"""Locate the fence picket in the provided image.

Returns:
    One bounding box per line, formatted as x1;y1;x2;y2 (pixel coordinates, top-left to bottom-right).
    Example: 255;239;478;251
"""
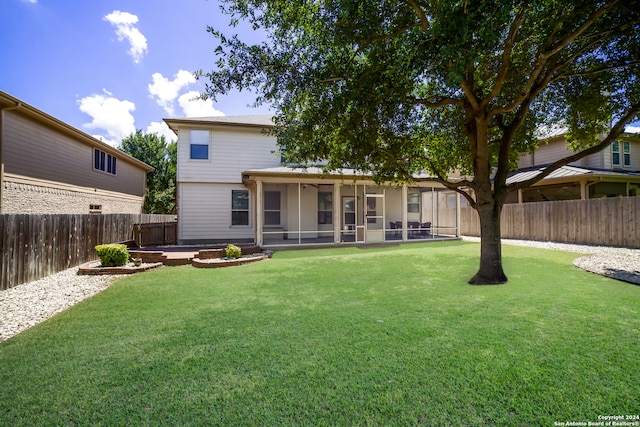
0;214;176;290
461;197;640;249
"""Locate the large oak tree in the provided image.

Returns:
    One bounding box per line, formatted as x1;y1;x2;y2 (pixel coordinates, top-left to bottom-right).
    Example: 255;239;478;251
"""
201;0;640;284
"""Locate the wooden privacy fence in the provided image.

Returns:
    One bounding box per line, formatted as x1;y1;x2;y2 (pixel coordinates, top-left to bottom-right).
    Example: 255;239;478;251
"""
133;222;177;247
0;214;176;290
461;197;640;248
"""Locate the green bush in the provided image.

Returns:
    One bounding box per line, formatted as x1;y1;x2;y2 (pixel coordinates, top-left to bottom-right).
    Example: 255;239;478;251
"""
225;244;242;259
95;244;130;267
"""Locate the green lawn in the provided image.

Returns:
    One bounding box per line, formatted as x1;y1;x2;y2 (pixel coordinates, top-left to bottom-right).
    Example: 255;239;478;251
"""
1;241;639;426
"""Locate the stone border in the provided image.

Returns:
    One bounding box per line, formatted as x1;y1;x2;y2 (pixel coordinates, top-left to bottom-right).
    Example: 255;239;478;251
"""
191;252;271;268
77;260;164;275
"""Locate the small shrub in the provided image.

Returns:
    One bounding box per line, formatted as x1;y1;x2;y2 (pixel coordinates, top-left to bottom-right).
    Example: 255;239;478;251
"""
225;244;242;259
95;244;130;267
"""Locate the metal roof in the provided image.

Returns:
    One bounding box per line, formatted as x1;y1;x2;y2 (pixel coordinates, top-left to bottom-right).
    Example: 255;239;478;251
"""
506;165;640;185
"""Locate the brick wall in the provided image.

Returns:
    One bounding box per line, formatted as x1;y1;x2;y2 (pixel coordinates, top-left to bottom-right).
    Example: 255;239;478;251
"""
2;180;143;214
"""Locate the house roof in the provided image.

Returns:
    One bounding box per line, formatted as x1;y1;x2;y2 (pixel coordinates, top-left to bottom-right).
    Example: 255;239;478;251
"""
243;166;442;182
164;115;274;133
0;90;154;172
506;165;640;185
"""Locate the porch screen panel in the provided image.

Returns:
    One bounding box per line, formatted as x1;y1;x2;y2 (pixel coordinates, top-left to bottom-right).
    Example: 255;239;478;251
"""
264;191;281;225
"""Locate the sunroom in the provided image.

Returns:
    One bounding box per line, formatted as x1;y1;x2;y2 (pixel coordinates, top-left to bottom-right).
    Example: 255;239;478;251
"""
242;167;461;247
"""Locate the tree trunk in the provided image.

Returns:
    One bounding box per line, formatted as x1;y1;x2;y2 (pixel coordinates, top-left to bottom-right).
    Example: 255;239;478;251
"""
468;203;508;285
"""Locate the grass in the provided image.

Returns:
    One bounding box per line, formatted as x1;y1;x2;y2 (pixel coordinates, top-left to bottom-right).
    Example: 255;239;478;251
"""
1;241;639;426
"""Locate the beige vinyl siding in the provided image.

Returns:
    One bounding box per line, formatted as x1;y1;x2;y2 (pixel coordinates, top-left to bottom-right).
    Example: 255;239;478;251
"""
611;140;640;170
178;182;255;242
629;141;640;170
3;111;146;196
177;125;280;183
533;140;575;166
580;151;605;169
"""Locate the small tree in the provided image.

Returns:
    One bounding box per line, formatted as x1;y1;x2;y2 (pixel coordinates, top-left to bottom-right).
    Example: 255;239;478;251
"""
119;130;177;214
201;0;640;284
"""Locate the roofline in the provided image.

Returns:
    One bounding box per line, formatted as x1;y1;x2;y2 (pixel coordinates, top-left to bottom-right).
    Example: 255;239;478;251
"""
163;117;275;134
241;167;449;184
0;90;154;172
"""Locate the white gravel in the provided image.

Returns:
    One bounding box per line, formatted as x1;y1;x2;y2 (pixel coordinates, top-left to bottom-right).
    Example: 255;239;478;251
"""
1;239;639;343
0;268;124;343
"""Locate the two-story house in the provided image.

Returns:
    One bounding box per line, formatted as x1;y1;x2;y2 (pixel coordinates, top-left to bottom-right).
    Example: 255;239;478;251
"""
507;127;640;203
164;115;461;247
0;91;153;214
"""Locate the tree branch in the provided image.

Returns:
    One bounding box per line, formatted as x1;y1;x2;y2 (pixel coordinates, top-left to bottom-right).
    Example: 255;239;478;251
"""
489;2;618;118
480;7;527;110
407;0;429;32
409;95;465;108
550;60;640;83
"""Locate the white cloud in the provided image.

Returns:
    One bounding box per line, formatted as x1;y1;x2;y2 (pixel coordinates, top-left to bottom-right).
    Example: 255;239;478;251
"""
625;125;640;134
179;91;225;117
147;121;177;143
78;89;136;147
104;10;148;64
21;0;38;4
148;70;196;115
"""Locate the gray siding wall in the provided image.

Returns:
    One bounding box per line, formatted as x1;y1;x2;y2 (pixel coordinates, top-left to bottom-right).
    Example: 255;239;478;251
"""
3;110;146;197
177;125;280;183
176;123;281;243
178;182;255;243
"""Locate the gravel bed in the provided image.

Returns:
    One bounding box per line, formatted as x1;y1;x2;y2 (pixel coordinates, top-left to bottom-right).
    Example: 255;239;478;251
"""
0;267;123;343
2;240;638;343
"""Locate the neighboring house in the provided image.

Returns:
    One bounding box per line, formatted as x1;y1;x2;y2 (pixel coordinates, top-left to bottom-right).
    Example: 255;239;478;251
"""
507;128;640;203
0;91;153;214
164;115;461;247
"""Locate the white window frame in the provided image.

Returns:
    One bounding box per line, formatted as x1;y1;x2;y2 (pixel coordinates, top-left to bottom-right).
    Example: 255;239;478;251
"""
189;129;210;160
231;190;250;226
407;192;420;213
612;141;631;167
93;148;117;176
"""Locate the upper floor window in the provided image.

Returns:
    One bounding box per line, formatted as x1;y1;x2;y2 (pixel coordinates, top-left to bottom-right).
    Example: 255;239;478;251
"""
612;141;630;167
190;130;209;160
94;148;117;175
231;190;249;226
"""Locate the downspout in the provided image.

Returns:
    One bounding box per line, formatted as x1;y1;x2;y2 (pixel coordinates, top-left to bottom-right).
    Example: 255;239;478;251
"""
585;178;602;200
0;102;22;214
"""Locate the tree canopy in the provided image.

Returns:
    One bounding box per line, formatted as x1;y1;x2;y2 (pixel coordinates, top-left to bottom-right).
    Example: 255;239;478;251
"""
201;0;640;284
119;130;177;214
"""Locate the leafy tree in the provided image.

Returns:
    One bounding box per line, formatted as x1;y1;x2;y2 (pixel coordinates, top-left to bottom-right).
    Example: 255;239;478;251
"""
201;0;640;284
119;130;177;214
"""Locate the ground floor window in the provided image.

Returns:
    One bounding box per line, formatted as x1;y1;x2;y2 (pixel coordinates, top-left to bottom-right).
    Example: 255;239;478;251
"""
408;192;420;213
318;192;333;224
264;191;281;225
232;190;249;225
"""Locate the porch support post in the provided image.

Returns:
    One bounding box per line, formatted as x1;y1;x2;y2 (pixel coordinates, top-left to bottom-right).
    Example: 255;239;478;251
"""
401;185;408;241
580;180;587;200
256;180;263;246
456;191;461;238
333;182;341;243
518;189;523;204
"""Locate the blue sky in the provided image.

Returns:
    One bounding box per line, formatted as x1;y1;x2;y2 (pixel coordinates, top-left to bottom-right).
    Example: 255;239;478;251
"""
0;0;270;146
1;0;637;148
